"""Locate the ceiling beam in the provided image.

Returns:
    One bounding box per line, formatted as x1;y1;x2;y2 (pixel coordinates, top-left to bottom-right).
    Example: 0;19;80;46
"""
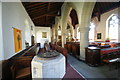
27;7;47;15
45;2;51;26
32;14;60;20
26;3;48;11
26;3;62;14
32;10;59;20
22;2;35;6
25;2;47;9
30;10;58;19
47;2;50;12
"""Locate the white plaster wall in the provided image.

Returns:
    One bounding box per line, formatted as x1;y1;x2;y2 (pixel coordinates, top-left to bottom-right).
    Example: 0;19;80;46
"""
35;27;51;48
0;3;2;80
0;2;3;60
25;19;35;45
94;7;119;41
2;2;35;60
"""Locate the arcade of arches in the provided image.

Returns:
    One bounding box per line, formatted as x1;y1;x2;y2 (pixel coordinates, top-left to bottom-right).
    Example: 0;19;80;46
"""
51;2;120;60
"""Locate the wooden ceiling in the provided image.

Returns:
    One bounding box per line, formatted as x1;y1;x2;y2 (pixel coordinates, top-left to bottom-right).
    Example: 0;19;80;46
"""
22;2;119;27
92;2;120;21
22;2;63;27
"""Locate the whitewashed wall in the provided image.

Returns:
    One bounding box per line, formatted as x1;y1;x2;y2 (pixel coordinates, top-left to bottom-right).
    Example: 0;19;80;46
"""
94;7;119;41
0;2;3;60
35;27;51;48
2;2;35;60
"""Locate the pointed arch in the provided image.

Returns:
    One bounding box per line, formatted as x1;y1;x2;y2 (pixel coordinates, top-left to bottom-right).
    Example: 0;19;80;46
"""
106;14;119;42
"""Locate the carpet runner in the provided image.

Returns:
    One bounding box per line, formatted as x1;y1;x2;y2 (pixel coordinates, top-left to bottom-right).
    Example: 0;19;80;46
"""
63;63;85;80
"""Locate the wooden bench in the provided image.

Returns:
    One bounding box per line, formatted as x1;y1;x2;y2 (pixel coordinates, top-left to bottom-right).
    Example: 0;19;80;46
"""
71;43;80;57
10;56;33;80
100;47;120;69
103;58;120;70
2;43;40;80
101;47;120;61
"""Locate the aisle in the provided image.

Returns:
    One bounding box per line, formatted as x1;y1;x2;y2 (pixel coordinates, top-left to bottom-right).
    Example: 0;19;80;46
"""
63;63;85;79
68;54;119;79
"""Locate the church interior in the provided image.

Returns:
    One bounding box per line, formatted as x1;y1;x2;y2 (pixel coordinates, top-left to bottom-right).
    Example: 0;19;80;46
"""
0;0;120;80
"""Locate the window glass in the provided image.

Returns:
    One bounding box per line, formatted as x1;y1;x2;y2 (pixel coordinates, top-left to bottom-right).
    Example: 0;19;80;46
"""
77;27;80;39
89;22;95;42
108;15;119;42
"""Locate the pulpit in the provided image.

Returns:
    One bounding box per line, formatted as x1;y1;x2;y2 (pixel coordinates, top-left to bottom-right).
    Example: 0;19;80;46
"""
85;47;101;66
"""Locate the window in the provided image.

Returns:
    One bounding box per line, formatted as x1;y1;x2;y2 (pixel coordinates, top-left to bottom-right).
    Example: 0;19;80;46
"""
58;29;61;35
58;26;61;35
77;27;80;40
89;22;95;42
108;15;119;42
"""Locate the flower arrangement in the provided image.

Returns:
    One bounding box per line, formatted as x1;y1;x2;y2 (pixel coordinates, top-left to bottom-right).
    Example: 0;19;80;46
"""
105;37;110;42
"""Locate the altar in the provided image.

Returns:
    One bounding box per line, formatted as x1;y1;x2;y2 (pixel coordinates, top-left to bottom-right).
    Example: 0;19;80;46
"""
31;51;66;79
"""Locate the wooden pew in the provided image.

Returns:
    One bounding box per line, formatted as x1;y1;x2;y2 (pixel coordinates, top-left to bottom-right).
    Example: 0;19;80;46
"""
71;43;80;57
2;43;40;80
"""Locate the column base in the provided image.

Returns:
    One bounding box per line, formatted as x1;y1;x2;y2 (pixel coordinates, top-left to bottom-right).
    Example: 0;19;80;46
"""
79;56;85;61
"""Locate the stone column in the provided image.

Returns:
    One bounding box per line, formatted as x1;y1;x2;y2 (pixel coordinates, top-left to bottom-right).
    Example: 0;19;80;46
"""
79;27;90;60
51;28;54;43
55;34;58;43
55;23;59;43
70;25;74;39
69;29;72;41
51;26;56;43
61;17;67;48
61;31;66;47
74;24;78;39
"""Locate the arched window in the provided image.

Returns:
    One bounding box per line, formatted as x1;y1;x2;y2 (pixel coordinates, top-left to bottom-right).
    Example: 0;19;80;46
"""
58;26;61;35
107;15;119;42
77;27;80;40
89;22;95;42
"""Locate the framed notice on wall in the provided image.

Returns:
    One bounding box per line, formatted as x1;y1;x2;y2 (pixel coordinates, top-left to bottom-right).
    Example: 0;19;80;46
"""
42;32;47;38
14;28;22;53
97;33;102;39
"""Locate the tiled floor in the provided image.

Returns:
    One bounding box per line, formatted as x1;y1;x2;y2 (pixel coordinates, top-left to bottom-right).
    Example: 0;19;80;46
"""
68;54;120;79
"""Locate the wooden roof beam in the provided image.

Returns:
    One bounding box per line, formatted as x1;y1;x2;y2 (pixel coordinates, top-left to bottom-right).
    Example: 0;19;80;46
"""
26;3;48;11
25;2;47;9
45;2;51;26
32;14;60;20
27;7;47;14
32;10;59;20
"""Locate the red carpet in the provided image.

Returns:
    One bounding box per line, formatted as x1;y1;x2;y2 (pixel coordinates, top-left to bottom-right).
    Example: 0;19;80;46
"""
63;64;85;80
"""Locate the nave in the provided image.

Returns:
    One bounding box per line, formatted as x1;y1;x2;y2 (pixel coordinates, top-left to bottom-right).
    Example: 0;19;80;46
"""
0;1;120;80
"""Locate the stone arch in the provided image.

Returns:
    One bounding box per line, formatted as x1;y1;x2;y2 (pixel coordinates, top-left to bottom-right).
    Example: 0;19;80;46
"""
69;9;79;40
67;19;74;39
61;3;72;47
69;9;79;29
60;2;95;60
61;3;79;47
67;2;95;60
